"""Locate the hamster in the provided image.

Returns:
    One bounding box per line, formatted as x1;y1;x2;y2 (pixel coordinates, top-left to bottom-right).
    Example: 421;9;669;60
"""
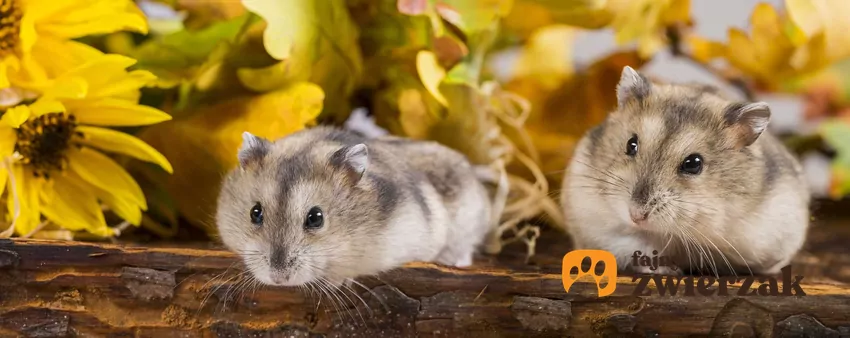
561;66;810;276
216;126;493;287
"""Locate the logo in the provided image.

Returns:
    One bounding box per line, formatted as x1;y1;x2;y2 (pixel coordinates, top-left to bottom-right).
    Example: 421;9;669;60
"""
561;249;617;297
562;250;807;297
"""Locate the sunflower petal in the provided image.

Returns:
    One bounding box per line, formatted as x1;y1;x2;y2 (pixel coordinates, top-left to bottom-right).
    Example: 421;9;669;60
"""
76;126;173;173
1;105;30;128
66;98;172;127
40;174;110;236
68;147;147;209
87;70;155;99
0;127;17;198
32;0;148;38
0;62;9;88
7;165;44;236
76;172;142;226
64;54;136;83
30;38;105;80
28;98;65;116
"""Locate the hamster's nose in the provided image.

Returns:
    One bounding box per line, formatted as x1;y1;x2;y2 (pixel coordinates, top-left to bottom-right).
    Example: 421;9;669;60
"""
270;249;293;269
629;206;648;225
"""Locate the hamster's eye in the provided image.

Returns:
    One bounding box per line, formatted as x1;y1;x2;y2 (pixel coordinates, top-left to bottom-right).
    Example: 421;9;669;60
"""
625;134;638;156
304;206;324;230
250;202;263;226
680;154;703;175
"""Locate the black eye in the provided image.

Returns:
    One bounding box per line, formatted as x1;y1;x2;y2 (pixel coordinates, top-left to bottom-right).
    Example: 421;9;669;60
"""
304;206;324;230
250;203;263;225
680;154;703;175
625;134;638;156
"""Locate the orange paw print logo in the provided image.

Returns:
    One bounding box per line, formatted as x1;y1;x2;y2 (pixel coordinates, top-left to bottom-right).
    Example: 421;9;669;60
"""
562;250;618;297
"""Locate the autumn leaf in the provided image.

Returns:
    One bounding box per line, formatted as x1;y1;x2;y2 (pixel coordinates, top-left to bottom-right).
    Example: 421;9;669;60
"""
502;0;611;38
722;2;847;91
237;0;363;123
785;0;850;61
510;25;579;90
685;35;727;63
174;0;248;30
502;0;689;58
607;0;691;58
134;82;324;234
417;51;450;106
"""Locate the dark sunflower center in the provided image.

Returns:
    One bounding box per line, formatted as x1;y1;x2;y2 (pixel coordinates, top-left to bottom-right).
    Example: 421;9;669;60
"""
0;0;21;58
15;112;80;178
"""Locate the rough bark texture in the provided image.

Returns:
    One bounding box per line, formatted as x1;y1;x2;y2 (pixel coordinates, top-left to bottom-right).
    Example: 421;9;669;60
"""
1;222;849;337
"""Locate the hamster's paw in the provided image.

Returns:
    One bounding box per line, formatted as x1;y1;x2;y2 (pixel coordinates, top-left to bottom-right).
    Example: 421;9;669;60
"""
453;252;473;268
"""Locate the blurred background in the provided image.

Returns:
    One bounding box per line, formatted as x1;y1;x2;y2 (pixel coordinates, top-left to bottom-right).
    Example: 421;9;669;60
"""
3;0;850;253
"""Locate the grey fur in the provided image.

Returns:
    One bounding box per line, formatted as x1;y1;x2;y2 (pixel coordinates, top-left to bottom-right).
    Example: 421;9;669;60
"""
562;66;811;276
216;126;493;287
238;132;271;168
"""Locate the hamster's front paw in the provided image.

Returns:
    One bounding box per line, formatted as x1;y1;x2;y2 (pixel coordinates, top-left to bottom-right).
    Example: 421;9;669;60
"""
453;252;473;268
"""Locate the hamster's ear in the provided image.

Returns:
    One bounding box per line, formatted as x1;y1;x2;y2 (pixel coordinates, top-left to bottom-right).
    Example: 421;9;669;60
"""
330;143;369;183
238;131;270;168
616;66;652;107
724;102;771;148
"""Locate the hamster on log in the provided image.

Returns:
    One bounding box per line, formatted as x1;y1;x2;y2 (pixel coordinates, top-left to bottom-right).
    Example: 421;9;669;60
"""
216;126;493;287
561;66;810;276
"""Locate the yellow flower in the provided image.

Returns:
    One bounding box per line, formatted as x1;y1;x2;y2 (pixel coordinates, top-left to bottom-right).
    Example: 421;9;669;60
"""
0;54;172;237
0;0;148;90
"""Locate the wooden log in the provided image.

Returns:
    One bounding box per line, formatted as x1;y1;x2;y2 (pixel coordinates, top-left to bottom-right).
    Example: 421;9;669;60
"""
0;237;849;337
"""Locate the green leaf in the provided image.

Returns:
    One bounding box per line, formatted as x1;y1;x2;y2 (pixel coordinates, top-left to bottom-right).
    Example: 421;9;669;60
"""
129;13;256;88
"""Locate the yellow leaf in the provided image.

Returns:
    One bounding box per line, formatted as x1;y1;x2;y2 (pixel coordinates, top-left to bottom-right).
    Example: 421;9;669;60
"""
721;1;845;89
134;82;324;234
398;89;440;138
750;3;793;72
686;35;726;63
241;0;309;60
605;0;692;58
436;0;514;34
786;0;850;60
238;0;363;121
502;0;611;37
726;28;765;81
511;25;579;90
416;50;449;106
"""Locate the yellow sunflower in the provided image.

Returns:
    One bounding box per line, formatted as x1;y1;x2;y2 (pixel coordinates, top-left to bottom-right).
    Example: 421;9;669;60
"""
0;54;172;237
0;0;148;89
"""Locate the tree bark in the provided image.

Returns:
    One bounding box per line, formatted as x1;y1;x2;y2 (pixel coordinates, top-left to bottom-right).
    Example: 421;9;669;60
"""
0;236;849;337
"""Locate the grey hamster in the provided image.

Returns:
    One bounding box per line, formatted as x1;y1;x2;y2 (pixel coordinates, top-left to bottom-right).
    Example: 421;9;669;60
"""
216;126;493;286
561;66;810;276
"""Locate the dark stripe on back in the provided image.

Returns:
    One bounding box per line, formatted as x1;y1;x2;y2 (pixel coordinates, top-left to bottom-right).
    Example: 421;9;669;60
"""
369;174;401;223
322;128;369;145
408;178;431;222
762;146;779;195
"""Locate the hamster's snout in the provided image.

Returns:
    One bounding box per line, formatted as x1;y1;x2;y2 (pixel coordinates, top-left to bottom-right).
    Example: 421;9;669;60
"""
270;248;295;270
629;205;648;226
628;178;653;227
